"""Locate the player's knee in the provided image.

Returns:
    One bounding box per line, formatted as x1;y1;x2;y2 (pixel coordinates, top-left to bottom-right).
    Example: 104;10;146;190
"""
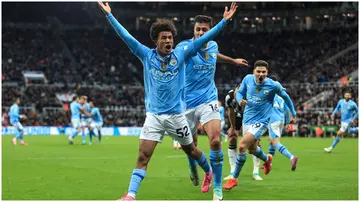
238;142;247;153
270;138;279;146
210;138;221;148
193;136;198;147
248;147;257;154
182;144;196;157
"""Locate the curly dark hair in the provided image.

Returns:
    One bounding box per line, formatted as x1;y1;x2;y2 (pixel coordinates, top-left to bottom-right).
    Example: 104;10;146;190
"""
150;18;177;41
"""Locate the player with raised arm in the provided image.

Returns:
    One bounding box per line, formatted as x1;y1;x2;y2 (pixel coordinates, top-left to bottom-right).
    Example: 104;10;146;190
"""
98;2;237;200
176;14;246;195
223;60;297;190
324;90;358;153
9;98;28;145
68;96;86;145
267;75;298;170
224;84;263;181
87;101;103;145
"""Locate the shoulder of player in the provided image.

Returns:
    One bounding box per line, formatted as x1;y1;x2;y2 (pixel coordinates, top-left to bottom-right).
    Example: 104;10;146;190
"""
243;74;253;82
176;39;192;48
267;79;282;89
208;41;218;49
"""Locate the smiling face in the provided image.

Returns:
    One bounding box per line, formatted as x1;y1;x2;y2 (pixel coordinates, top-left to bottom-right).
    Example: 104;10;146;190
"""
155;31;173;56
194;22;210;40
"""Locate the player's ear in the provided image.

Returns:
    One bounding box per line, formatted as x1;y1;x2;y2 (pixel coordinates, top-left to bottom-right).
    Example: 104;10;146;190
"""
153;39;157;46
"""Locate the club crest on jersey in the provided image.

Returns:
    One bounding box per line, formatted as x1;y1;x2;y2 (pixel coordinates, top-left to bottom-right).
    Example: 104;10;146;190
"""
211;53;217;59
204;53;209;60
264;89;269;95
170;58;177;66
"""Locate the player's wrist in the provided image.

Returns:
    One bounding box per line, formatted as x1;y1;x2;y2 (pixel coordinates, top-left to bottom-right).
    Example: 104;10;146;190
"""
221;18;229;24
106;13;113;18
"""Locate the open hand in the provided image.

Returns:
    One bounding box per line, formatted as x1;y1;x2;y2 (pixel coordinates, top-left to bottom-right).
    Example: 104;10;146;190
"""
239;99;247;107
98;1;111;14
234;58;248;66
223;2;238;21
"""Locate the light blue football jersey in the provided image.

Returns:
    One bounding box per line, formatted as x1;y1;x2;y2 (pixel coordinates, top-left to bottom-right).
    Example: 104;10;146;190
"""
332;99;358;123
106;13;228;115
177;39;218;109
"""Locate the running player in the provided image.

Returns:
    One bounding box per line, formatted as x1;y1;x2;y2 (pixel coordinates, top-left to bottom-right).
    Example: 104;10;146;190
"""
324;90;358;152
223;60;297;190
267;75;298;170
224;85;263;181
177;14;247;196
9;98;28;145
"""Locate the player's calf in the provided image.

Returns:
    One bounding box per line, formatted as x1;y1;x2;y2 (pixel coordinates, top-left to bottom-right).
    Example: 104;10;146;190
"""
182;143;212;192
204;120;224;194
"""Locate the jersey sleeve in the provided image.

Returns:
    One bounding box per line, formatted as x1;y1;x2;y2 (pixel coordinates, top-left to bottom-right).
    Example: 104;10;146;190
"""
91;108;97;115
278;91;296;117
352;103;358;121
106;13;150;62
276;82;296;117
236;76;249;103
332;100;341;115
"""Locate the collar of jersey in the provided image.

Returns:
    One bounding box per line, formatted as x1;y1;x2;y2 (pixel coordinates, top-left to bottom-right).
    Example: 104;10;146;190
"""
155;49;173;63
253;75;267;86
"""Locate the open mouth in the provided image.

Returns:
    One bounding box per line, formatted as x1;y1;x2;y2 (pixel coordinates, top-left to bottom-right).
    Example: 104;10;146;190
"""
165;44;172;51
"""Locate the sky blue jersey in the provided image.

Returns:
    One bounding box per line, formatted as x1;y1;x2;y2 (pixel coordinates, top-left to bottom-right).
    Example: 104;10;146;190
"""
81;102;91;119
91;107;103;123
236;74;296;125
176;39;218;109
70;101;82;120
332;99;358;123
9;104;20;124
106;13;227;115
269;94;291;125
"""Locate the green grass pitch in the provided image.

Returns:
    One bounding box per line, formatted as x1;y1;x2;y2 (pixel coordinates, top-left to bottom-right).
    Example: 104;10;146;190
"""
2;135;358;200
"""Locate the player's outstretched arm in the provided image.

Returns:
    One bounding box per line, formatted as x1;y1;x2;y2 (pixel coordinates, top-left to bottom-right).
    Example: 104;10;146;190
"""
284;105;291;125
217;53;248;66
278;90;296;120
98;2;150;60
236;81;247;105
186;3;237;57
332;100;341;116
